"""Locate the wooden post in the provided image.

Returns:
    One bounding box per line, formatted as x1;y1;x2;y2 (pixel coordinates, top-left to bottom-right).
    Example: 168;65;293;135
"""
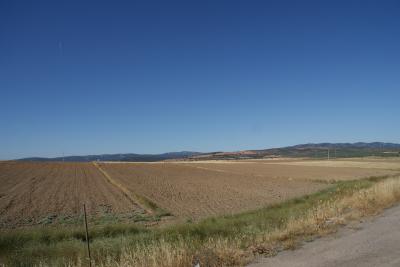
83;204;92;267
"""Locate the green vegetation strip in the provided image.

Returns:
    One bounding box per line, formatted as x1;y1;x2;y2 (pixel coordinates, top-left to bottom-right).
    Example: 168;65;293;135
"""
93;162;169;216
0;174;396;266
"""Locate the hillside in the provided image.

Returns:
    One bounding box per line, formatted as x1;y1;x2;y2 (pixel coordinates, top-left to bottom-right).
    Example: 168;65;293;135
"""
187;142;400;160
19;151;200;162
17;142;400;162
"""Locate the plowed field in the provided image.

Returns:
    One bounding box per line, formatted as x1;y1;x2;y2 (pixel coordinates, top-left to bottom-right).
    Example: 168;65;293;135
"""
101;163;328;219
0;159;397;227
0;162;145;227
100;161;396;219
182;161;396;181
265;159;400;170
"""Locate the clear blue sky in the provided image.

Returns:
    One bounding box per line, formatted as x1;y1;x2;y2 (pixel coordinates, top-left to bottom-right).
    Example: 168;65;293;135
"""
1;0;400;159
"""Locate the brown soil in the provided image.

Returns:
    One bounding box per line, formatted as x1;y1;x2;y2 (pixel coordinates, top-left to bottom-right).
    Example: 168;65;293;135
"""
1;159;395;227
101;163;328;219
0;162;142;227
181;161;396;181
265;159;400;171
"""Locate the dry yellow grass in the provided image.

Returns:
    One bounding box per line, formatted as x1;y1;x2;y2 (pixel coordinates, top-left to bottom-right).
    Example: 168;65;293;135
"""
267;176;400;243
2;160;395;228
42;175;400;267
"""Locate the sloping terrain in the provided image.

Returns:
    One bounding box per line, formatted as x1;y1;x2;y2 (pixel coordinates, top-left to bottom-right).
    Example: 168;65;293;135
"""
16;143;400;162
18;151;200;162
187;142;400;160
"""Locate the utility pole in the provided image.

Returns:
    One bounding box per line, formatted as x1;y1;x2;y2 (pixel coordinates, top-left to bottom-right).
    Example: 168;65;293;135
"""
328;148;330;160
83;204;92;267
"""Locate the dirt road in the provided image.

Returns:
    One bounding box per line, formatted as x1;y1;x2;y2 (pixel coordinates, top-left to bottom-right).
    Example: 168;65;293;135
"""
249;204;400;267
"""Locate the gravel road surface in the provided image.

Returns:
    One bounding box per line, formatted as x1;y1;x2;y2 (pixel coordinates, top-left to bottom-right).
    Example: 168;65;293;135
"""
249;205;400;267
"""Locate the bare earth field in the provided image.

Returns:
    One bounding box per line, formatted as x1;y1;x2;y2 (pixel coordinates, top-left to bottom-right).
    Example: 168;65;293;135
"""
101;163;327;219
101;160;395;219
0;162;144;227
0;159;398;227
267;158;400;170
182;161;396;181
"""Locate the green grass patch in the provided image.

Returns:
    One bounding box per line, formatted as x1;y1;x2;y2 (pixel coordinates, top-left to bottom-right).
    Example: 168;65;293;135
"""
0;175;393;266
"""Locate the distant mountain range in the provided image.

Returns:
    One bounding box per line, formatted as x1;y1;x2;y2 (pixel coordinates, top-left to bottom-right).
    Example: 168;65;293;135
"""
19;151;200;162
17;142;400;162
188;142;400;160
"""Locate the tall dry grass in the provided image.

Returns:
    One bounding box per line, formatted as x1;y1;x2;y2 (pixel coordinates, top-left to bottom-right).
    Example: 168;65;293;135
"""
263;176;400;249
0;173;383;267
47;176;400;267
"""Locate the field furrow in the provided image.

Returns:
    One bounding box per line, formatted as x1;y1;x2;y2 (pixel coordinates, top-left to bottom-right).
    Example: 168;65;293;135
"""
0;162;139;227
1;159;397;227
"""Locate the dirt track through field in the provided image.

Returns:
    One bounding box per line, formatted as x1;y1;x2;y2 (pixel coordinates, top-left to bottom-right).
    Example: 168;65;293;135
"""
101;163;329;219
92;162;154;214
1;159;397;227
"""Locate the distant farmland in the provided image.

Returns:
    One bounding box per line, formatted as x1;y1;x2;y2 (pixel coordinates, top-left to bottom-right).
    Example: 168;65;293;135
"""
0;159;397;227
0;162;149;228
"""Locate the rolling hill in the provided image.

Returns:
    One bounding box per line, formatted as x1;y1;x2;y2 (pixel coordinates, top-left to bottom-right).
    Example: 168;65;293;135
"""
187;142;400;160
17;142;400;162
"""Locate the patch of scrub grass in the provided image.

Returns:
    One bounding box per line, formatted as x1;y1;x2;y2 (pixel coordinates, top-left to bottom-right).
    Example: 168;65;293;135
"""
132;192;172;217
1;174;400;266
14;209;166;230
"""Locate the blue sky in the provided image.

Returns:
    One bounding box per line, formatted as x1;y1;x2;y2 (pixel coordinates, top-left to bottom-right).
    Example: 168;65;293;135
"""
1;0;400;159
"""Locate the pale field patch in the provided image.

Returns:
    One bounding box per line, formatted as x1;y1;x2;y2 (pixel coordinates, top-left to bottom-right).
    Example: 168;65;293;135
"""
181;161;396;181
268;159;400;170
